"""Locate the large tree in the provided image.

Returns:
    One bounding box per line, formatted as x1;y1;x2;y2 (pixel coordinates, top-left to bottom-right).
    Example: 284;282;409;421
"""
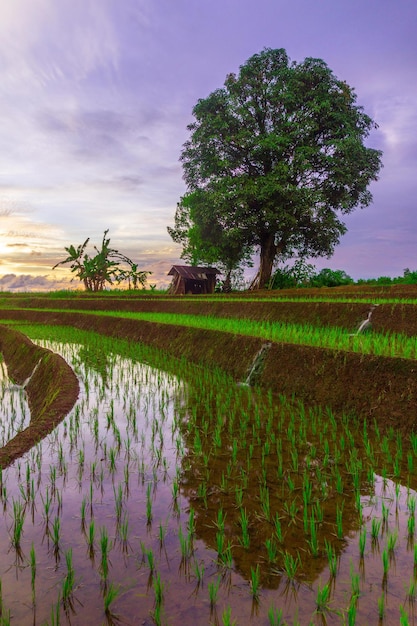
169;48;383;289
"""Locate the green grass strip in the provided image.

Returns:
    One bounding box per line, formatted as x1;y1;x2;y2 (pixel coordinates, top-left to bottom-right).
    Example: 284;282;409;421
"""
11;309;417;361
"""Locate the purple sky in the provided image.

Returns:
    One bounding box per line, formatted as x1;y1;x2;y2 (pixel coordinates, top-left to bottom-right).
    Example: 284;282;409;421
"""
0;0;415;290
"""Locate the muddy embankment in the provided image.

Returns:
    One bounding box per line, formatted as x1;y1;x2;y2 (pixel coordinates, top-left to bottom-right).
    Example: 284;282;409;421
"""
0;325;79;467
0;308;417;435
2;295;417;336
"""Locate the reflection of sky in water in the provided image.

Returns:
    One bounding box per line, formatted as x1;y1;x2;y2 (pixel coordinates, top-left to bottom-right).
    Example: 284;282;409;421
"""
0;340;416;624
0;358;31;446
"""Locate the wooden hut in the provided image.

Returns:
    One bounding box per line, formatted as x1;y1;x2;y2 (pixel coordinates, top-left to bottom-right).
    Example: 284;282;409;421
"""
167;265;219;295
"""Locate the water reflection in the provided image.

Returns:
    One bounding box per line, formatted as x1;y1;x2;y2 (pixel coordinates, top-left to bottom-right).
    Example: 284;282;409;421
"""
0;335;416;624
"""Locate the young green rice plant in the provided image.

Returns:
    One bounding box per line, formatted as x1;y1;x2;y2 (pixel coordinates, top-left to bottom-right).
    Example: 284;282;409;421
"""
153;571;165;607
235;484;243;509
10;498;25;549
324;539;338;578
62;548;75;609
350;562;360;600
315;579;331;614
387;529;398;555
407;576;417;602
178;526;192;560
87;519;95;556
146;548;155;572
100;526;111;580
250;564;261;600
307;512;319;558
267;605;285;626
265;537;277;563
382;547;390;579
408;514;416;540
274;514;283;543
347;596;357;626
282;551;300;580
146;482;153;525
51;516;61;552
400;605;410;625
239;508;250;549
158;520;168;545
221;606;236;626
30;542;36;605
359;526;367;559
336;502;344;540
192;558;205;585
118;514;129;546
371;517;382;542
378;593;385;620
208;576;221;608
103;582;120;616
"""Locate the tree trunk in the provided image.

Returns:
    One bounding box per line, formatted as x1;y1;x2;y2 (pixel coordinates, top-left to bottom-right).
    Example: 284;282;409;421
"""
249;233;277;290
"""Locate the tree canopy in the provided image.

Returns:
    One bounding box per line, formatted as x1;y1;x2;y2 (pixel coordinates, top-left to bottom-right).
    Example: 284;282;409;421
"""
168;48;383;289
53;230;151;291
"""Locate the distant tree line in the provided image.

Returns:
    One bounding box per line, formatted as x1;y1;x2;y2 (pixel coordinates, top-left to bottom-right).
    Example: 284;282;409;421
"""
269;263;417;290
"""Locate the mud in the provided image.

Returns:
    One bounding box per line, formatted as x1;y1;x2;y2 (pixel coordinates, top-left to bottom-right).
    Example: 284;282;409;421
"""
0;326;79;467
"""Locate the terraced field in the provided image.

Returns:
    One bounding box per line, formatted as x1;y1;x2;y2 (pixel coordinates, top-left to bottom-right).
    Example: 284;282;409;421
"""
0;285;416;625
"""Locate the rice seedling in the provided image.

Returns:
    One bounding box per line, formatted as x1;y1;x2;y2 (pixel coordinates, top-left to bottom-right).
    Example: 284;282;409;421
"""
103;581;120;616
359;526;367;559
30;542;36;605
146;482;153;524
62;549;75;609
378;593;385;619
265;537;277;563
382;548;390;579
250;564;261;600
100;526;111;580
208;576;221;608
192;558;205;585
336;502;344;540
51;516;61;552
238;508;250;549
315;579;331;614
324;539;338;578
407;576;417;602
10;498;25;549
307;512;319;557
274;514;283;543
281;551;300;580
350;562;360;600
221;606;236;626
153;571;165;609
371;517;382;542
267;605;285;626
387;529;398;554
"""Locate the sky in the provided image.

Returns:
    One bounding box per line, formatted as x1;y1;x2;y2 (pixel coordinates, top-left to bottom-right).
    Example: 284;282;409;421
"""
0;0;416;291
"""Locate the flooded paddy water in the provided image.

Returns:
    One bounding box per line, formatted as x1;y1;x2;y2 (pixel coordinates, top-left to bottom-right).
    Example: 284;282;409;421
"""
0;326;416;625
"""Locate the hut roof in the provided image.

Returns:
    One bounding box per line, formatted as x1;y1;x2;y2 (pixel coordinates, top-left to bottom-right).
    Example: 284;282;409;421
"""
167;265;219;280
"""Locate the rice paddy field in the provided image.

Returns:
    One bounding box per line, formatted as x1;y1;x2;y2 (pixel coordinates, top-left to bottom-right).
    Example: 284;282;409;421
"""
0;285;417;625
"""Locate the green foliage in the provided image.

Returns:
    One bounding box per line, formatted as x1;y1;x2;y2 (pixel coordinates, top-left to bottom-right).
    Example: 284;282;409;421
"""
53;230;150;291
270;262;353;289
169;47;383;289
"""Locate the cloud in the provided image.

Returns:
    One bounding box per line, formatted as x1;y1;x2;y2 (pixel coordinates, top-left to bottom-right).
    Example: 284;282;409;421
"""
0;273;74;292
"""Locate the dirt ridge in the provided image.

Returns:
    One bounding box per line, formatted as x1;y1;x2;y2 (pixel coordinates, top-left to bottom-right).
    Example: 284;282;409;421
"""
0;325;79;467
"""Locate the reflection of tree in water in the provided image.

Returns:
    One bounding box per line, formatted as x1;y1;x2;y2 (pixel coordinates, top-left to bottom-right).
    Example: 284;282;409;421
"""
177;381;376;589
74;344;115;389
